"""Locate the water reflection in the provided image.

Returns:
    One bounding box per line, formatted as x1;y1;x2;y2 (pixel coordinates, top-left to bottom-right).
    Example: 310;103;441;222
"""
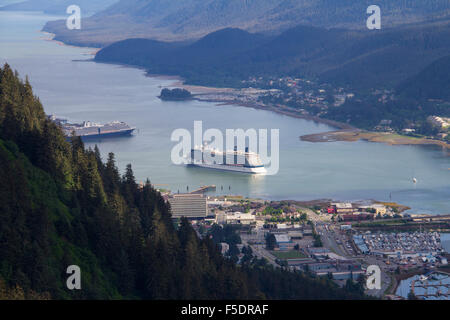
1;11;449;213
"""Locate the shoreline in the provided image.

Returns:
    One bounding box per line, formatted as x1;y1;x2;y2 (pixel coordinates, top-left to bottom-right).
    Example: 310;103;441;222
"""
2;12;440;216
42;31;352;131
41;30;101;55
301;130;450;150
167;79;354;130
163;76;450;151
191;97;354;129
44;30;450;151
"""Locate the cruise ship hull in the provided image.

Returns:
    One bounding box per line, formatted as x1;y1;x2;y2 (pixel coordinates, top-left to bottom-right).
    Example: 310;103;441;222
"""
187;163;267;174
65;128;135;141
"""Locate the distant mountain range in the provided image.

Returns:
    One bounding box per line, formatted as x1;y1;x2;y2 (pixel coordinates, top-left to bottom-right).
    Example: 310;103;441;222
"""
0;0;117;15
95;20;450;93
43;0;450;47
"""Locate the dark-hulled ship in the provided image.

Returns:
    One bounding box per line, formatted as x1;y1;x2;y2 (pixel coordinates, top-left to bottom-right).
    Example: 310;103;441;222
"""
49;115;135;140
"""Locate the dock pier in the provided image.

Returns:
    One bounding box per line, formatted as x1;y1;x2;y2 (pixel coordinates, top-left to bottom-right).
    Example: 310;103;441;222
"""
190;185;216;194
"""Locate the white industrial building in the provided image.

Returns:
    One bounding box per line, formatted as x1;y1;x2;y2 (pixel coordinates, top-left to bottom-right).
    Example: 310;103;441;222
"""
169;193;208;219
224;212;256;225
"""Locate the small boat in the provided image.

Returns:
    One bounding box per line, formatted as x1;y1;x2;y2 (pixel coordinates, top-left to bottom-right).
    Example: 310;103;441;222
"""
412;177;417;184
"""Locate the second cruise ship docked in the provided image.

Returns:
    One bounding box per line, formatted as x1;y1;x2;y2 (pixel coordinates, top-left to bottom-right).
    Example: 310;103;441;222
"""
187;144;267;174
49;115;135;140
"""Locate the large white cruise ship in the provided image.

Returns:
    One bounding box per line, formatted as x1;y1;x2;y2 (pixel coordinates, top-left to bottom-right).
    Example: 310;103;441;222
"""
187;145;267;174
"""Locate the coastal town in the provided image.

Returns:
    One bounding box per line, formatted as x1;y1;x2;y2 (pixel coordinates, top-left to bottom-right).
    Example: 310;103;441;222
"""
155;72;450;300
163;189;450;300
177;75;450;148
1;0;449;307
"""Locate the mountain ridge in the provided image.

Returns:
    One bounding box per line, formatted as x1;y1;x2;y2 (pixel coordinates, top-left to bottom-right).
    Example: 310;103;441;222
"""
0;0;117;15
94;19;450;90
43;0;450;47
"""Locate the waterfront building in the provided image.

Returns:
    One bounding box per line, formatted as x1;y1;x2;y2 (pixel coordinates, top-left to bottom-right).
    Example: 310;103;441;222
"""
332;202;354;214
359;204;387;215
225;212;256;225
169;193;208;219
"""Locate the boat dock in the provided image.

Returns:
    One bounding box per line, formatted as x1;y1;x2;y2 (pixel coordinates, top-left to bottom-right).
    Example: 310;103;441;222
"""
190;185;216;194
410;272;450;299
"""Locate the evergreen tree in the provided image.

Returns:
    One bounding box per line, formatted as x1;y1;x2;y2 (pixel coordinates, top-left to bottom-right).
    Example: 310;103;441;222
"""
0;64;370;300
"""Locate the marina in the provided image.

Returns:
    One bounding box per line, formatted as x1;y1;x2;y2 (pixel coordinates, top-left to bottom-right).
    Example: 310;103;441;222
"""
396;272;450;300
354;232;443;256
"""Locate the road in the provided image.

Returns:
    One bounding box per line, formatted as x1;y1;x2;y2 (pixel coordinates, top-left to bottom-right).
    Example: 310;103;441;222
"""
361;255;393;297
316;223;348;257
316;222;393;297
241;217;394;298
250;244;279;267
240;229;279;268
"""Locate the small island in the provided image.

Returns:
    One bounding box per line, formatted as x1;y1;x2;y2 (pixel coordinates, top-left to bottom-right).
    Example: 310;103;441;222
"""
158;88;192;101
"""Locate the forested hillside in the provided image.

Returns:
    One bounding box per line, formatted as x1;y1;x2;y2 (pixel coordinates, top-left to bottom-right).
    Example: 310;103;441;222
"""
95;20;450;90
397;55;450;101
42;0;450;47
0;64;367;300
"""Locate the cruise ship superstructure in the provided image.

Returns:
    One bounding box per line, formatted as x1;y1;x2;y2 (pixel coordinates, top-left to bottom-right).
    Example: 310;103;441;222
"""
49;115;135;140
188;144;267;174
